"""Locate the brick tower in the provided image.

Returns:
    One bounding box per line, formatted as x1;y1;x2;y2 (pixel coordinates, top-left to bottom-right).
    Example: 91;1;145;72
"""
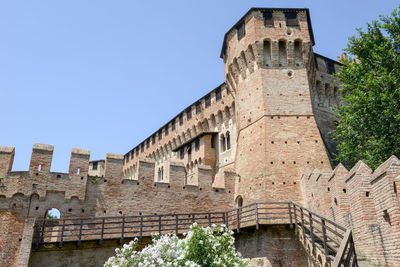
222;8;331;205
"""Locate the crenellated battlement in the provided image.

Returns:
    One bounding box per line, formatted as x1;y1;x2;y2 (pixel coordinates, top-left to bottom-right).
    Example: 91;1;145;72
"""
300;156;400;266
0;143;235;222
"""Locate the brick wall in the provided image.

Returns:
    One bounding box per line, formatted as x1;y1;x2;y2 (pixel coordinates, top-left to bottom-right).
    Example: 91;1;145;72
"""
301;156;400;266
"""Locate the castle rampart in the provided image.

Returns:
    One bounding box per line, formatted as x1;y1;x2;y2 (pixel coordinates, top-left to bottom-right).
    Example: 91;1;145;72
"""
301;156;400;266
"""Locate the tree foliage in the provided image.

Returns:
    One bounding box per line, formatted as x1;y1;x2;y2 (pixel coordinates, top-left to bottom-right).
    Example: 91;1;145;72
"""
334;7;400;169
104;223;251;267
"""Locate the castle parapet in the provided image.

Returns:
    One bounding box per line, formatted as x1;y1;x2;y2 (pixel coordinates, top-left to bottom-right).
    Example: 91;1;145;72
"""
0;146;15;177
300;156;400;266
29;144;54;176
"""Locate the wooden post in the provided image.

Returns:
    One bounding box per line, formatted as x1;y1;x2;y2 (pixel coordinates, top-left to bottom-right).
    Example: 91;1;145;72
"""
99;218;105;245
225;212;229;230
309;212;315;249
208;213;211;227
236;208;240;233
120;216;125;244
58;219;65;248
332;230;352;267
222;212;226;226
293;203;298;227
158;215;161;236
321;219;329;261
288;203;293;229
34;222;40;249
77;219;83;247
192;214;195;225
300;208;305;239
175;215;179;235
139;216;143;241
255;203;259;230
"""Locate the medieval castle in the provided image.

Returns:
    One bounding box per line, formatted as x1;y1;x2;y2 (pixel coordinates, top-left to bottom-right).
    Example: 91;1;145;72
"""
0;7;399;267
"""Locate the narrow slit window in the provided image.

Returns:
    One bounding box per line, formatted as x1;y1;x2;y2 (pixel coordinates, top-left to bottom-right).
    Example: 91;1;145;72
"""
195;139;200;151
77;168;80;175
146;139;150;148
165;125;169;136
152;135;156;144
141;143;144;152
38;164;42;172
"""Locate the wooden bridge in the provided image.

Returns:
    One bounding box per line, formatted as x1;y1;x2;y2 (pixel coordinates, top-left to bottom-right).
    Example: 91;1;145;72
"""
33;202;357;267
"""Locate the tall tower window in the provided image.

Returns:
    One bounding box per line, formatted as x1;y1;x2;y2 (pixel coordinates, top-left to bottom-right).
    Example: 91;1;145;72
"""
294;40;303;66
196;101;201;114
237;21;245;41
165;125;169;136
179;114;183;125
152;135;156;144
215;88;222;101
186;107;192;120
263;40;272;67
140;143;144;152
220;134;226;152
92;162;98;170
205;95;211;108
263;11;273;27
146;139;150;148
285;12;299;26
226;132;231;150
195;138;200;151
278;40;287;66
158;130;162;140
326;60;336;74
171;120;176;131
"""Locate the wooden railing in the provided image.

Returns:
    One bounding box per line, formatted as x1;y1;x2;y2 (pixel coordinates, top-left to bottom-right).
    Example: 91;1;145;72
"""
33;202;357;267
292;203;358;267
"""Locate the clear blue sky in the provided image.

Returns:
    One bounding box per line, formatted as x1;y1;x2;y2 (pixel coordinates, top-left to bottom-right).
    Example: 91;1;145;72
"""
1;0;398;172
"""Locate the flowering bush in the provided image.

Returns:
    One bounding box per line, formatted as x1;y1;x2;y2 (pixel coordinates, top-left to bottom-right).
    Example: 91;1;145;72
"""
104;223;252;267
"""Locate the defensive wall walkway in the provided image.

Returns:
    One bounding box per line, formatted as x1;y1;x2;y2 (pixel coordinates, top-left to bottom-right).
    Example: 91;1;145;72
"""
32;202;358;267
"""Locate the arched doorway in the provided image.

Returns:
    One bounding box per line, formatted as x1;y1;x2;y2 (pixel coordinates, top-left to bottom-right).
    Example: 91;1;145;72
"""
45;208;60;219
235;196;243;208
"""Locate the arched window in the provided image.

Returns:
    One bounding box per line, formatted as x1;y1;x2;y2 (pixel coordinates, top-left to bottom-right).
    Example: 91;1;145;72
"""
220;134;226;152
278;40;287;66
263;40;272;66
45;208;61;220
294;40;302;66
158;166;164;182
226;132;231;150
235;196;243;208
